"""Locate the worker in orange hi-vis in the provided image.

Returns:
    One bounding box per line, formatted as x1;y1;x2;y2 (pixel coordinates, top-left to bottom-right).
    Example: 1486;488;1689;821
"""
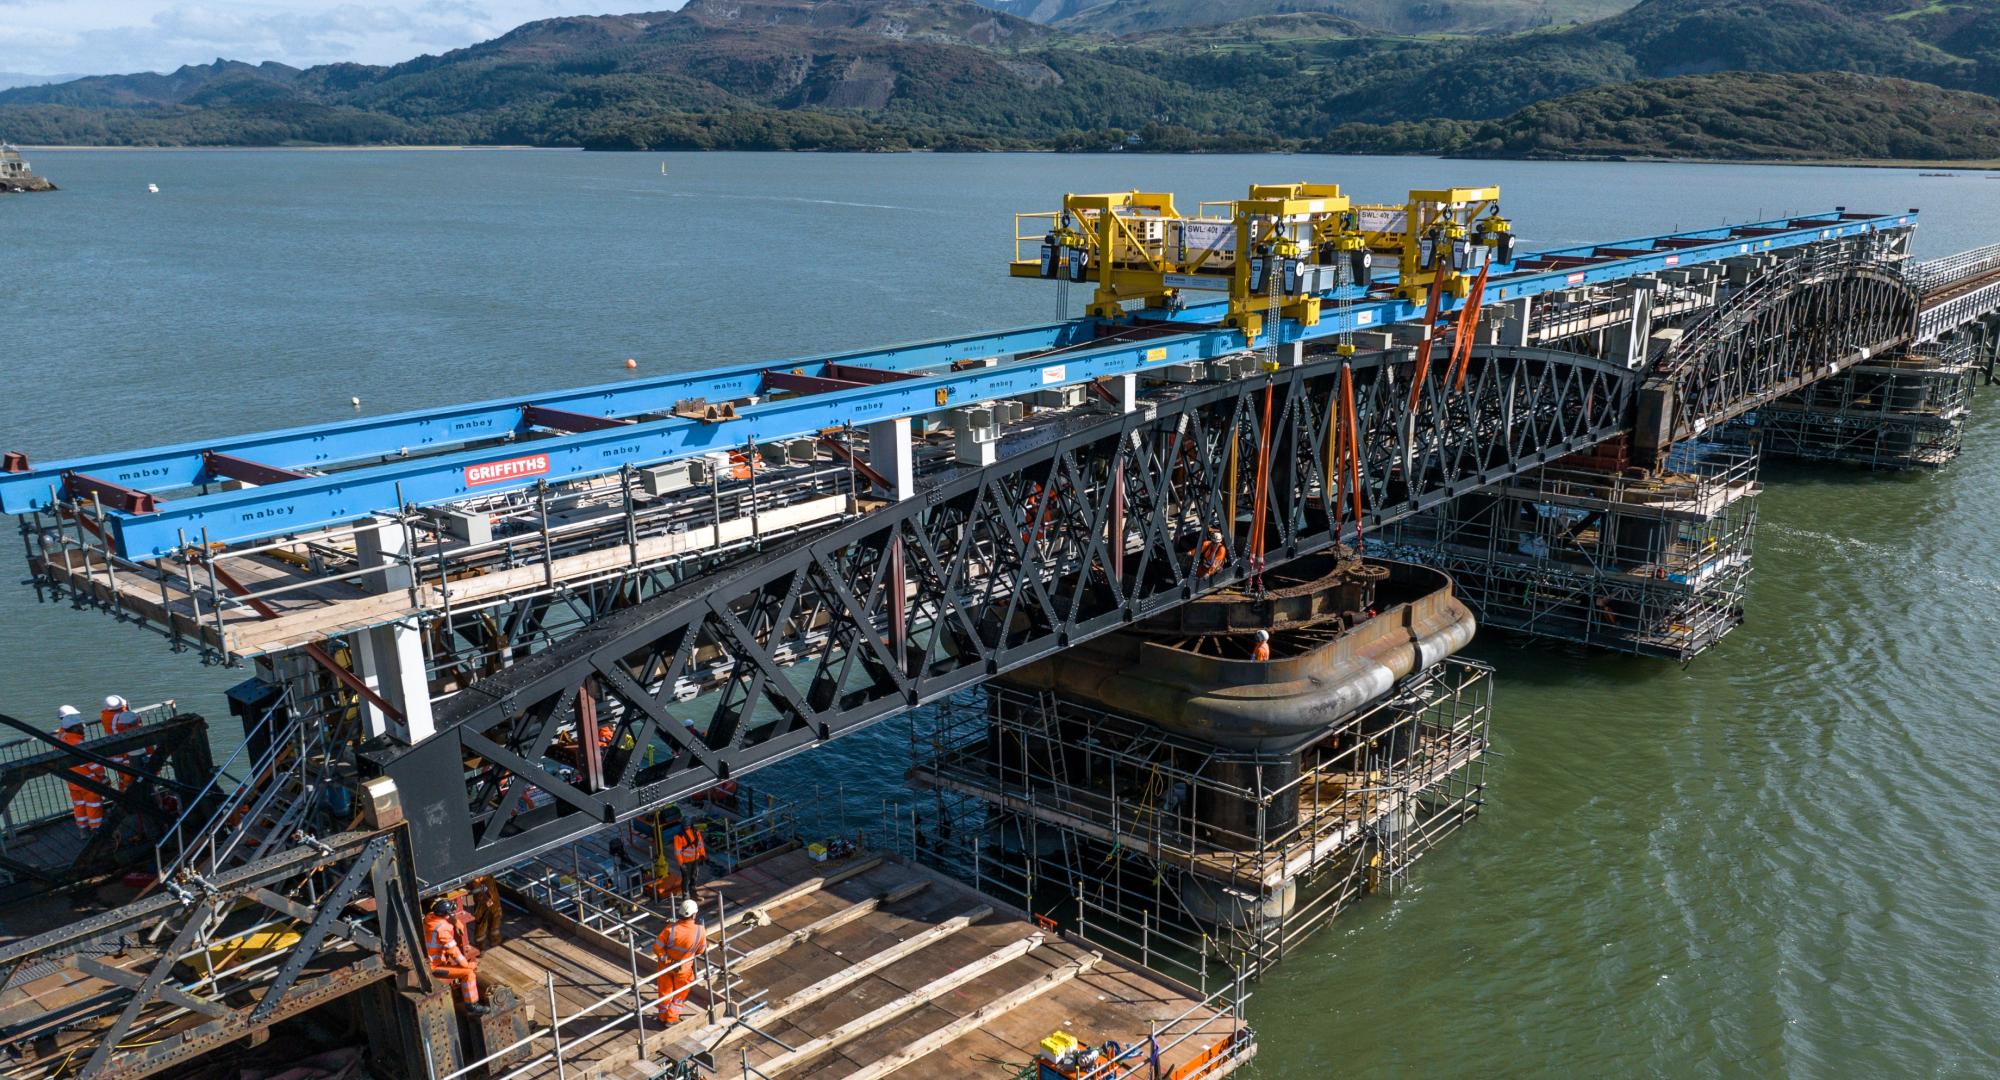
469;875;504;948
1191;526;1228;580
57;706;103;832
425;898;488;1014
100;695;139;790
672;818;708;901
1251;629;1272;663
653;898;707;1024
637;813;682;900
445;889;481;963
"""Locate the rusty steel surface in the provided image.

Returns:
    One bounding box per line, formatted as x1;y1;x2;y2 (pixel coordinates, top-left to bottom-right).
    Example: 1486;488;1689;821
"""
1000;558;1476;748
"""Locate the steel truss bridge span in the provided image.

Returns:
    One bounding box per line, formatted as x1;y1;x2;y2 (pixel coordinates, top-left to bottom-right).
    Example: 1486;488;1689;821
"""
369;342;1639;886
1;210;1914;559
0;828;430;1080
1637;258;1920;462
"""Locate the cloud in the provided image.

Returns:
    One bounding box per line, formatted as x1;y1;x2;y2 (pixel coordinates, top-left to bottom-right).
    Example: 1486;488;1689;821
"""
0;0;607;77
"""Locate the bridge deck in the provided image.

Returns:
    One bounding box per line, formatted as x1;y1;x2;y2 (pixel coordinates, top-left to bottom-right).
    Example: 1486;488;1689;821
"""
29;476;859;661
485;844;1250;1079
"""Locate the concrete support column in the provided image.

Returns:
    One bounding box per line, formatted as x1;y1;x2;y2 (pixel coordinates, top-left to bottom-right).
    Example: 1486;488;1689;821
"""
1111;372;1139;413
352;519;436;744
1607;287;1656;369
1498;297;1533;348
867;417;916;502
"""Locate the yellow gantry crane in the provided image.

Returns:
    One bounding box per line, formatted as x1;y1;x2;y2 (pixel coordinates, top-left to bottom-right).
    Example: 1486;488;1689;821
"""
1351;186;1515;306
1011;190;1225;319
1011;182;1517;344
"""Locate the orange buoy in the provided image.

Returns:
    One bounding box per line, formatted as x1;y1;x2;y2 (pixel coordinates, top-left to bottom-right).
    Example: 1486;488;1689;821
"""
625;358;638;370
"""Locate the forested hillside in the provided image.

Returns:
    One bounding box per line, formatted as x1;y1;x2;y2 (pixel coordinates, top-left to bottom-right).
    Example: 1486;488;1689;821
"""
2;0;1997;161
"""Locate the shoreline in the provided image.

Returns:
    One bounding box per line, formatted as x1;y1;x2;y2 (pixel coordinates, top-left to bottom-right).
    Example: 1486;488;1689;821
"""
20;144;558;152
18;144;2000;171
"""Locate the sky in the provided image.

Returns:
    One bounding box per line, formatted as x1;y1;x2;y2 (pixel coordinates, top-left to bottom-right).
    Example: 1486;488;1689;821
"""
0;0;690;78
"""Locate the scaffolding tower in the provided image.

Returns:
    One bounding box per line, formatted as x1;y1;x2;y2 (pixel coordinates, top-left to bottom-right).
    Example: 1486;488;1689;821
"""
1378;435;1760;662
905;658;1491;984
1746;337;1984;470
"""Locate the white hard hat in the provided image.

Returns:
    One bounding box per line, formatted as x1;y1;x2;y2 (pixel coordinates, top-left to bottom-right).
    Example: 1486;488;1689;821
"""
58;705;82;724
679;899;700;919
104;694;125;710
1255;629;1270;641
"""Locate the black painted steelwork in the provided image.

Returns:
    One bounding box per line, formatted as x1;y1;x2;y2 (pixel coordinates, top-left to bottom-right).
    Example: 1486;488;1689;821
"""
0;827;431;1080
1637;252;1919;464
0;711;217;888
368;344;1638;885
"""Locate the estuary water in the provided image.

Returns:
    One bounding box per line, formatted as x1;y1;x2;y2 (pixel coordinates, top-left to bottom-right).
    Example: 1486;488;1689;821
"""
4;149;1999;1076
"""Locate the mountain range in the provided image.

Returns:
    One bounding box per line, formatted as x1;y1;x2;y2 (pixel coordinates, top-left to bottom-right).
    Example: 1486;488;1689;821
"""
1;0;1997;162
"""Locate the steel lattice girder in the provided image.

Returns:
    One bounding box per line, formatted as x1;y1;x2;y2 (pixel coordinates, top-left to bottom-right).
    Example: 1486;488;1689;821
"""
1638;258;1920;460
366;344;1636;886
0;828;431;1080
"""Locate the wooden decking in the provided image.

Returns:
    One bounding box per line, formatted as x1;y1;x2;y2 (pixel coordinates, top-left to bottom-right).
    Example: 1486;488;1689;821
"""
481;846;1251;1079
34;493;849;662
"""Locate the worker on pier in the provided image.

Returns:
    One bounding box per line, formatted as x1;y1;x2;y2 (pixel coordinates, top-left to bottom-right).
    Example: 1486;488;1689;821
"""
637;812;683;900
58;706;103;832
653;898;707;1024
425;897;487;1014
445;888;480;962
100;695;139;789
1251;629;1271;663
469;874;503;948
672;818;708;900
1192;527;1228;581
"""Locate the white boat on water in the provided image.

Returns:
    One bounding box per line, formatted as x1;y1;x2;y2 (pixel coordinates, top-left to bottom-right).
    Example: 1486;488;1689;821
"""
146;183;159;193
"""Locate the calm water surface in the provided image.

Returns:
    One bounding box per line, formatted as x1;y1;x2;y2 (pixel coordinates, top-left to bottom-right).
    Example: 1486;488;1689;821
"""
4;150;1998;1076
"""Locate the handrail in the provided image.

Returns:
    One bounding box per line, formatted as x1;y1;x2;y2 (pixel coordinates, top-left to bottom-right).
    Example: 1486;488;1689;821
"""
1910;242;2000;295
1652;247;1884;383
154;685;296;881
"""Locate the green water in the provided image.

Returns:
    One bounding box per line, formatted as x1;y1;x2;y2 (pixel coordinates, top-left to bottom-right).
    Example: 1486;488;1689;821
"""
4;150;1998;1076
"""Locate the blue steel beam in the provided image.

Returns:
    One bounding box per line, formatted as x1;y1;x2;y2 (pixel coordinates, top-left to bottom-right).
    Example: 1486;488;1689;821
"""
7;209;1916;559
0;320;1100;515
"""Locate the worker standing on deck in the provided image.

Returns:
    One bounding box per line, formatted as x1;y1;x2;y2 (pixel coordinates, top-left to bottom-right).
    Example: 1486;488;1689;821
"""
58;706;102;832
653;898;707;1024
470;874;503;948
672;818;708;901
100;695;139;789
1251;629;1271;663
425;898;487;1014
1192;527;1228;581
640;812;683;900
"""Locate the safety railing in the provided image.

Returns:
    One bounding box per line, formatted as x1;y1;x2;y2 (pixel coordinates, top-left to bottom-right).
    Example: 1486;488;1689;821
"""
154;685;297;881
0;699;180;850
1080;975;1254;1080
18;448;862;666
1909;242;2000;296
450;866;747;1080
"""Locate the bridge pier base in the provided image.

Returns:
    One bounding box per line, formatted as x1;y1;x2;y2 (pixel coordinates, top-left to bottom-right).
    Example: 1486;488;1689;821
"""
907;556;1493;980
1379;434;1760;662
1746;338;1982;470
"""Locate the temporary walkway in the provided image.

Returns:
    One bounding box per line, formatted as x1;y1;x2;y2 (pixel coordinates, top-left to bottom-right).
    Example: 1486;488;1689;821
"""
469;839;1253;1080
